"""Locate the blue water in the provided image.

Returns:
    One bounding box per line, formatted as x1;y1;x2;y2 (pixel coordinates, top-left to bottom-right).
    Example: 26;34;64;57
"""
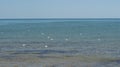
0;19;120;58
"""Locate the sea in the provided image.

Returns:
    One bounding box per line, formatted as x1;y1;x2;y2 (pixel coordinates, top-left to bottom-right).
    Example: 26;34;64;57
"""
0;18;120;67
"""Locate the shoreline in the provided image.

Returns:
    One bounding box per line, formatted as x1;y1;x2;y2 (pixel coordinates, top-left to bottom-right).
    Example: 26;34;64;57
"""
0;54;120;67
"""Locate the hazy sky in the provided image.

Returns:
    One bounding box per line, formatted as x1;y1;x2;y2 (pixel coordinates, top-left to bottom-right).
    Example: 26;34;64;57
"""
0;0;120;18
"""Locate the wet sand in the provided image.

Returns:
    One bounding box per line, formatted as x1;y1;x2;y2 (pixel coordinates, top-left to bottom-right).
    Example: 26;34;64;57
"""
0;54;120;67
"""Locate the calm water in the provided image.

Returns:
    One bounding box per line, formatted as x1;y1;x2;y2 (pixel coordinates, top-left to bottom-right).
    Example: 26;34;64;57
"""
0;19;120;58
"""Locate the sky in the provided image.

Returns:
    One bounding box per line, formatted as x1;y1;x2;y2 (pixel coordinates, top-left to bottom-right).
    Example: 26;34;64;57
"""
0;0;120;18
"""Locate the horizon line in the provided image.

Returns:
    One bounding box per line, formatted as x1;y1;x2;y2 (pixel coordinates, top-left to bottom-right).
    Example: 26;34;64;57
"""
0;18;120;20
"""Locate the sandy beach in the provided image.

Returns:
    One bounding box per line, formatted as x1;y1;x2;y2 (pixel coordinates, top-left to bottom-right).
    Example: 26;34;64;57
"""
0;54;120;67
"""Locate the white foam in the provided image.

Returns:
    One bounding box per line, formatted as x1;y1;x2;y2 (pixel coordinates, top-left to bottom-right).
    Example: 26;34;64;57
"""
50;38;54;40
47;36;50;39
45;45;48;48
41;33;45;35
80;33;82;35
65;38;69;41
97;38;101;41
22;44;26;47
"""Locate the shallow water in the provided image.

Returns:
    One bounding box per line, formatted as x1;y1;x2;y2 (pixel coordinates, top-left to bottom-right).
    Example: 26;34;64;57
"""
0;19;120;67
